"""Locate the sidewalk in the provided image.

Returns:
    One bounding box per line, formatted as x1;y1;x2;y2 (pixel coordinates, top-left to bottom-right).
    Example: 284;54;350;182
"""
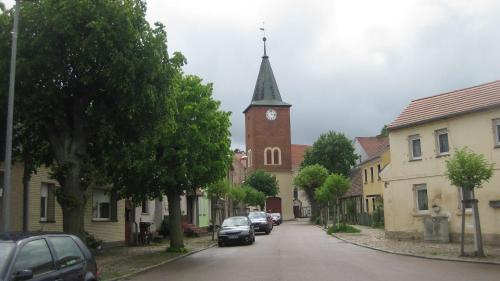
331;225;500;264
96;235;216;280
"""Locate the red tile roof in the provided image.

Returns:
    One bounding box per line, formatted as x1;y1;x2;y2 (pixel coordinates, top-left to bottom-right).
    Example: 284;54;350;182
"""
355;136;389;159
291;144;310;170
389;80;500;130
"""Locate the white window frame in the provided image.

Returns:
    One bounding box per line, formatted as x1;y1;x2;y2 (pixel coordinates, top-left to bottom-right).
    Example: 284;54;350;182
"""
414;184;428;212
40;184;48;222
409;135;422;160
435;129;449;155
93;189;111;220
458;187;473;210
493;119;500;147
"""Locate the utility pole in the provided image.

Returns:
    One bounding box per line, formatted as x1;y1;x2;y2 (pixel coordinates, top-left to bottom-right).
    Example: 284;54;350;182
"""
2;0;20;233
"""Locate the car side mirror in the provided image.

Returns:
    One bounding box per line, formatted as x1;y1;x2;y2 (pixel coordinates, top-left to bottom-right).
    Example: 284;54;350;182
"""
14;270;33;281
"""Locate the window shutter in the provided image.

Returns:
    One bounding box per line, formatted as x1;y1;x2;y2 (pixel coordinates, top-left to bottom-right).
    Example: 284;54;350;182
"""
47;185;56;222
110;192;118;222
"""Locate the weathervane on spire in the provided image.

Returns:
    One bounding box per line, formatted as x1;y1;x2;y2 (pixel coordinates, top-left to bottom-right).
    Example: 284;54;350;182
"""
259;22;267;57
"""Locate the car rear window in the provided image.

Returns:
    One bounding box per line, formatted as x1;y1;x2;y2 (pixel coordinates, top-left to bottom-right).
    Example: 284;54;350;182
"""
0;242;15;273
248;212;266;219
48;237;84;269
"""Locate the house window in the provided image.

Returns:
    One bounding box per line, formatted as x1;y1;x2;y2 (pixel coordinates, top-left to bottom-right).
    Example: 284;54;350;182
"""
370;167;374;182
436;129;449;155
365;199;369;212
372;198;376;211
364;169;367;183
93;189;111;220
459;187;473;209
264;147;281;165
40;185;48;221
40;183;56;222
409;135;422;160
414;184;428;211
493;119;500;147
377;164;381;180
141;198;149;214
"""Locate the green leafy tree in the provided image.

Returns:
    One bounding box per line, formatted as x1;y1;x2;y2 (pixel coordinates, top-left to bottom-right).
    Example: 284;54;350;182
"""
315;174;350;228
446;147;494;257
294;164;329;219
206;179;230;240
242;185;266;210
111;74;232;251
0;0;174;237
380;125;389;137
245;170;279;197
229;186;246;214
301;131;358;176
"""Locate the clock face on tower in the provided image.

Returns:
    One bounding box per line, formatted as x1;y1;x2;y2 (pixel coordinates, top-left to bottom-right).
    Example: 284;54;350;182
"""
266;109;277;121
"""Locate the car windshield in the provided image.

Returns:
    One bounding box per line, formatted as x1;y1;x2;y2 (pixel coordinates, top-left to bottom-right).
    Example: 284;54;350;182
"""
248;212;266;219
0;242;15;273
222;217;248;227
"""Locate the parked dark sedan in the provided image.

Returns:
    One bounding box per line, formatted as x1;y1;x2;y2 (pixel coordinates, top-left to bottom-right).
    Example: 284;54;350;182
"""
248;211;273;234
217;216;255;247
0;232;100;281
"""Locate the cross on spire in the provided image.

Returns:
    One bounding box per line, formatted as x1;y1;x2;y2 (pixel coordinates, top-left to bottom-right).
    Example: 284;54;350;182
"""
259;22;267;57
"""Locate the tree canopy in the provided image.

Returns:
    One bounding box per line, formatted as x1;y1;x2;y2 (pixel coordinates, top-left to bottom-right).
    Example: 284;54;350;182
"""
301;131;358;176
0;0;176;237
245;170;279;197
242;185;266;210
315;174;350;205
294;164;329;218
446;147;494;190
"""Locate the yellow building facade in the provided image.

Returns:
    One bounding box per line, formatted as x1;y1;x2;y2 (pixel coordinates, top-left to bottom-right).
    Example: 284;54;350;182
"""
0;164;125;244
383;81;500;245
361;149;390;214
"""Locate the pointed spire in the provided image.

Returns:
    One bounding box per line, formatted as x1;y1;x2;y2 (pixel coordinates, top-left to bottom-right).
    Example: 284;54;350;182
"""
243;35;290;112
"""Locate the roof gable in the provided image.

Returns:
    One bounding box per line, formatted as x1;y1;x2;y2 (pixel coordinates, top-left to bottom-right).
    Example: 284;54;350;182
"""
355;136;389;159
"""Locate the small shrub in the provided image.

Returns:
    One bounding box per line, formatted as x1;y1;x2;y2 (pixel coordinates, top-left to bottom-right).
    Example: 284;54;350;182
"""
84;232;103;252
372;201;384;228
327;224;360;234
312;216;323;225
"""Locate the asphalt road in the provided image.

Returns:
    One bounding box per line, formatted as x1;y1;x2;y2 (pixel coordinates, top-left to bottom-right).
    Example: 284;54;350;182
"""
127;220;500;281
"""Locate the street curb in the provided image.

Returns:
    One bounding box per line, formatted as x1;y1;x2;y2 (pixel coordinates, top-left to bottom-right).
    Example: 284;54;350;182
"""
106;243;217;281
313;224;500;266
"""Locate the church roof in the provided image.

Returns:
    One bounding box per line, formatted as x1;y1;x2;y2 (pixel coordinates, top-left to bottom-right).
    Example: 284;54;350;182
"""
244;38;290;113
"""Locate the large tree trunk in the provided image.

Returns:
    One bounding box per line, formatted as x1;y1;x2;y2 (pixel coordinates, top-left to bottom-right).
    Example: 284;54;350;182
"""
57;161;86;238
167;188;184;250
211;197;217;241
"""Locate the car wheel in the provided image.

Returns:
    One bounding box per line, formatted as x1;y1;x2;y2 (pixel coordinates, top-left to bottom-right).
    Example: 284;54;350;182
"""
265;230;270;235
218;242;224;247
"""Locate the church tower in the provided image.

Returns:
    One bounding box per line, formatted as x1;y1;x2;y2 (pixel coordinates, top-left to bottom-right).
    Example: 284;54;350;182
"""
244;37;292;173
244;36;294;219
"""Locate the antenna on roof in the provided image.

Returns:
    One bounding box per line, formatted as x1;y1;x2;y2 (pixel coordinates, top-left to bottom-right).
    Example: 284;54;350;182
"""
259;22;267;57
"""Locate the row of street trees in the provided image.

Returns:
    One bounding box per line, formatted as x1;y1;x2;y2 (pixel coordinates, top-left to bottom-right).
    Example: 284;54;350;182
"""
205;171;278;240
0;0;232;251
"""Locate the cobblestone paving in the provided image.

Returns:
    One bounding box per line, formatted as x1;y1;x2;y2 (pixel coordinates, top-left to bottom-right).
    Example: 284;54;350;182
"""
334;225;500;263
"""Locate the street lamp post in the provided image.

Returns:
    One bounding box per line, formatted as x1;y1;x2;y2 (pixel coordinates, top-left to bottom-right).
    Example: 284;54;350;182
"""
2;0;20;233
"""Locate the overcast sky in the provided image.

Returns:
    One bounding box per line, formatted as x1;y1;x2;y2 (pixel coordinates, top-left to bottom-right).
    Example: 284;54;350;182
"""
4;0;500;149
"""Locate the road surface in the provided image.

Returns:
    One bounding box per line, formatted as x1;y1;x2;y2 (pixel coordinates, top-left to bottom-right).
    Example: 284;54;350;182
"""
127;220;500;281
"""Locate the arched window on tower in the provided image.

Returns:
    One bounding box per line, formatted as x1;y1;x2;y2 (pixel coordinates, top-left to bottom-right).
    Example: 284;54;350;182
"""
264;148;272;165
264;147;281;165
273;147;281;165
